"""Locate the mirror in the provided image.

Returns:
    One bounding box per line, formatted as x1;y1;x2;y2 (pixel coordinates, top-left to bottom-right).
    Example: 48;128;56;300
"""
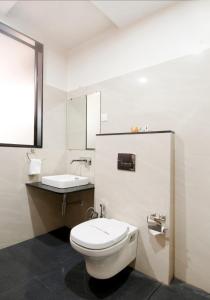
86;92;101;149
67;92;101;150
67;95;86;150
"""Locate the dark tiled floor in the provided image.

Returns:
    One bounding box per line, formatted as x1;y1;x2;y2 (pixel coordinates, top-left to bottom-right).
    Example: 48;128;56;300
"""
0;227;209;300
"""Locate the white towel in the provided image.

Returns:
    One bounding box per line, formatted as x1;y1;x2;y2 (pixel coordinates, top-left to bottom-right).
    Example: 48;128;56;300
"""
28;158;42;175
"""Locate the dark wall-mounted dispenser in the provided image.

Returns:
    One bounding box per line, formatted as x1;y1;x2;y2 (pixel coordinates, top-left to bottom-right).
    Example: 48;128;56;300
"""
117;153;136;171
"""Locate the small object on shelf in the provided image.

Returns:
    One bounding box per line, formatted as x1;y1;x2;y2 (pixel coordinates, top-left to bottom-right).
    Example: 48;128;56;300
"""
131;126;139;133
141;124;149;132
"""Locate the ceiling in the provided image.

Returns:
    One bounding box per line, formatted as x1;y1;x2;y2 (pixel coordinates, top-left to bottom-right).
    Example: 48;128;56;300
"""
92;1;175;28
0;1;178;51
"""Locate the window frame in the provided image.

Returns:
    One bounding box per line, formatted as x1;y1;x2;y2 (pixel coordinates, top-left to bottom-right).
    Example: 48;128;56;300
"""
0;22;43;148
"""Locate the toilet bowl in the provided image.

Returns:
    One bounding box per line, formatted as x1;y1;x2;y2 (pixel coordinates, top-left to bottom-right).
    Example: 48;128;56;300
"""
70;218;138;279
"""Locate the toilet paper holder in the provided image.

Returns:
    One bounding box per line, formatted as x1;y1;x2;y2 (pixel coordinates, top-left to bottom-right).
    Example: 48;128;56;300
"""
147;213;167;234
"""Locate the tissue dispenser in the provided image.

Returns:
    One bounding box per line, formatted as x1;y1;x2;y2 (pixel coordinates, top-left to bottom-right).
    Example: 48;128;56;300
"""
147;213;167;235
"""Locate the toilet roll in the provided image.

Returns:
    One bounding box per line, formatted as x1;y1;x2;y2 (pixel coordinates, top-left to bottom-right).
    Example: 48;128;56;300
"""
28;158;42;175
149;229;163;236
147;216;165;236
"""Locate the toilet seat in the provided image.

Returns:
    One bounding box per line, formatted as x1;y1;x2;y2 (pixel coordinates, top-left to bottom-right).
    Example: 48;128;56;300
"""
70;218;129;250
70;234;128;258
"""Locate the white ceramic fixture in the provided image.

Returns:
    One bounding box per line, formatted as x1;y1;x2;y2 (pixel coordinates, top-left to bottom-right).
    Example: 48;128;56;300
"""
70;218;138;279
41;174;89;189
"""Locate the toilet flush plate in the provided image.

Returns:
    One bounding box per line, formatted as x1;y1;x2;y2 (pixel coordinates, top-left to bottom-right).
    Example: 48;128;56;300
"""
117;153;136;171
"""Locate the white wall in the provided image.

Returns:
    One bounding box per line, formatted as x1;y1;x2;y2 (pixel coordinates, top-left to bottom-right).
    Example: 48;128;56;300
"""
0;85;67;249
67;0;210;293
67;0;210;90
44;47;67;91
95;133;174;284
0;15;68;248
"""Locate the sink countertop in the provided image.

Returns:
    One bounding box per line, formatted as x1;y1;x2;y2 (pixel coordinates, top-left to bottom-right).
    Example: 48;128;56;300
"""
26;182;94;194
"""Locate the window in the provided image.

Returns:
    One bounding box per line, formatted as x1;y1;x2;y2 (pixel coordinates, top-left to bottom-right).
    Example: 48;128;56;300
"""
0;22;43;147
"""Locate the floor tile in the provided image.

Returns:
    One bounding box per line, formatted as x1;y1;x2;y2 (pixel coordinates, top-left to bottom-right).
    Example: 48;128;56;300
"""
1;227;210;300
63;261;160;300
0;278;54;300
0;247;35;293
36;255;83;293
150;280;210;300
37;227;70;245
6;228;74;277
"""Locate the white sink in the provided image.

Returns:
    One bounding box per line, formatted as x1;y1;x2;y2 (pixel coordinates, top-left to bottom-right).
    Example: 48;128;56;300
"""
41;174;89;189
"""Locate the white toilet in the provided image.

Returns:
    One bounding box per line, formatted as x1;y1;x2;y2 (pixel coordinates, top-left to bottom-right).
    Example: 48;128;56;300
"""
70;218;138;279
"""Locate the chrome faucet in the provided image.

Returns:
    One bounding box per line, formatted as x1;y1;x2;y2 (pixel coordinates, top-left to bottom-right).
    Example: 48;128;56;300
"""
70;157;91;166
100;204;105;218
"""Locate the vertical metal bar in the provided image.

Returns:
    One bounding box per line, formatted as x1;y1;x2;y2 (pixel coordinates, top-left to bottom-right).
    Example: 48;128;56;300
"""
62;194;67;216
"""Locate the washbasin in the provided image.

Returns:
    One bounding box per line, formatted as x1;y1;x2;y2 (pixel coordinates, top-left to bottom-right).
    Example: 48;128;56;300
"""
41;174;89;189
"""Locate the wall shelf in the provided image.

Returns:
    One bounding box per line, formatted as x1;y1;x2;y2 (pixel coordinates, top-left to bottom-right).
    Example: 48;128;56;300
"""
96;130;174;136
26;182;94;216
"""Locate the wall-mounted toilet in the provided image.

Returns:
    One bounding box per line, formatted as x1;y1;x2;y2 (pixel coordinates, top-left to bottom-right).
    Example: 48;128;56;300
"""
70;218;138;279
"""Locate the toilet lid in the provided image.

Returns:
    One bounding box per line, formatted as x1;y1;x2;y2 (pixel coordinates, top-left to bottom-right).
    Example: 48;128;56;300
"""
70;218;129;250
